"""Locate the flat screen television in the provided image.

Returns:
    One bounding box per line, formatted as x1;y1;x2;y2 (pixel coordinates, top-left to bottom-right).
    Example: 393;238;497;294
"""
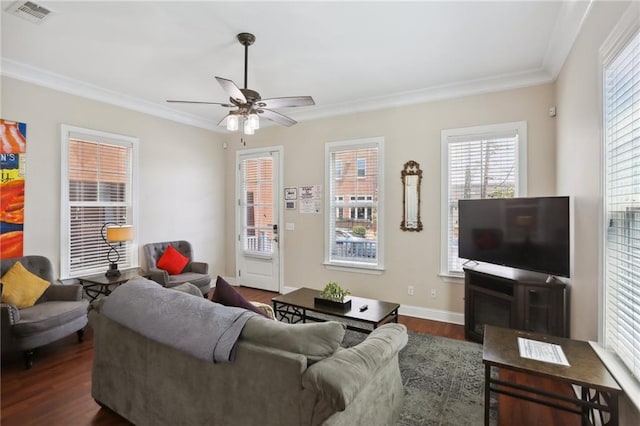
458;196;570;278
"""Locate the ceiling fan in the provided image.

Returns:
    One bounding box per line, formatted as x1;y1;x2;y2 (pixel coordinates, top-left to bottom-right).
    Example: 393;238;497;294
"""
167;32;315;135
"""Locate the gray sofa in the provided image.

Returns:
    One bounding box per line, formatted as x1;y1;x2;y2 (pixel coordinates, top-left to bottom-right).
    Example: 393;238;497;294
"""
0;255;89;368
143;240;211;296
89;278;408;425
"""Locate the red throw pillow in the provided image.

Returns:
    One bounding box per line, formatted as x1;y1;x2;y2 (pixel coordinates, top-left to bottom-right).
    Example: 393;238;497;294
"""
156;245;189;275
211;276;269;318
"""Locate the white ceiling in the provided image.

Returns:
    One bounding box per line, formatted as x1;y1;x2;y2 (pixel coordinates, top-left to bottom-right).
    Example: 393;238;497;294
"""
1;1;592;131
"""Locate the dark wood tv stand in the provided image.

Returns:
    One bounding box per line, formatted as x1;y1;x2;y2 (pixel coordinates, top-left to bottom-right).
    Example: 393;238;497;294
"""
463;263;568;342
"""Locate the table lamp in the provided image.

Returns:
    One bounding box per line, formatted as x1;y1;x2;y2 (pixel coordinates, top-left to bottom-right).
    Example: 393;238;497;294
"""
101;223;134;277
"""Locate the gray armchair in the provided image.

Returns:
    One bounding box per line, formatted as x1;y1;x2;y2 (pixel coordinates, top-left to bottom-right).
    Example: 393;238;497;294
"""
143;241;211;296
1;256;89;368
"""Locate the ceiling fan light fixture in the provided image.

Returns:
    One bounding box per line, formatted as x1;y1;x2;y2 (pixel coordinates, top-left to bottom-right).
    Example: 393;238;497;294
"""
248;113;260;130
243;119;255;135
226;115;239;131
167;31;313;133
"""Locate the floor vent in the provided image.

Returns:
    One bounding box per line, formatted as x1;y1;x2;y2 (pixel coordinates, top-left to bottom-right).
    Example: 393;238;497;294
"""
5;1;53;24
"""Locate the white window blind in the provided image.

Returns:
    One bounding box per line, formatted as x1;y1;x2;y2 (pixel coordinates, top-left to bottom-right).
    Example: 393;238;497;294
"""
326;138;383;269
61;126;137;278
441;122;526;275
240;156;274;255
603;29;640;381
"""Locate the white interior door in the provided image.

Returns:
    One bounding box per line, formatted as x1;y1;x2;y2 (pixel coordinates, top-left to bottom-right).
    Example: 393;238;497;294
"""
235;148;281;292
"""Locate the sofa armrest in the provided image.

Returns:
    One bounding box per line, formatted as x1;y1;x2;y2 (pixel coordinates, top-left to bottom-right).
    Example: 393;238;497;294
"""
1;303;20;325
189;261;208;274
301;323;408;411
147;268;169;285
45;284;83;301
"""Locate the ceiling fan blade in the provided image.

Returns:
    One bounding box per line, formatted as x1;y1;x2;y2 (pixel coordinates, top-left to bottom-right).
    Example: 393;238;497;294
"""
217;113;231;127
167;100;233;107
215;77;247;104
257;96;315;109
259;109;297;127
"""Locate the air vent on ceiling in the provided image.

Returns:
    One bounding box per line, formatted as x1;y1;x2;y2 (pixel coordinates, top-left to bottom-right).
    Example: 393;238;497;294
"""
5;1;53;24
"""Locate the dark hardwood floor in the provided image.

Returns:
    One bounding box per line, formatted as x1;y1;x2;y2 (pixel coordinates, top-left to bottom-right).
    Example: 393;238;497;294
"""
1;286;577;425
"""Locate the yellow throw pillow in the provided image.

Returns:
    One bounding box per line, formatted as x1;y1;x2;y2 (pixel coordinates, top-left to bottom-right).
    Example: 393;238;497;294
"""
0;261;50;308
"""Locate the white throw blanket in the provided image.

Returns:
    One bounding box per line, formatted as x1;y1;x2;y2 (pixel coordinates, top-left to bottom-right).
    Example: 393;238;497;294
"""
101;277;257;363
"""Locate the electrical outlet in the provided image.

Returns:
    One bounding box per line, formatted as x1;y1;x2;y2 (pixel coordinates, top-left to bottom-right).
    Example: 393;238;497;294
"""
408;286;414;296
431;289;437;299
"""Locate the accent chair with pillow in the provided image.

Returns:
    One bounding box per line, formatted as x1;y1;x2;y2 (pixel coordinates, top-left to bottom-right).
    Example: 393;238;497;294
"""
0;255;89;368
143;240;211;296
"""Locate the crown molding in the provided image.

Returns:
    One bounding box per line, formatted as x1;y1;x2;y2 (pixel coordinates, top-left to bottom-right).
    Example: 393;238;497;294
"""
1;58;219;131
3;56;558;130
542;0;593;79
290;67;555;123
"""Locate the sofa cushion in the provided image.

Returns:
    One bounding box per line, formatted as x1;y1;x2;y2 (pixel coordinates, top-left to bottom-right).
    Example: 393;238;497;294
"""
13;300;89;336
0;261;50;308
157;245;189;275
210;276;269;318
170;282;202;297
241;316;345;362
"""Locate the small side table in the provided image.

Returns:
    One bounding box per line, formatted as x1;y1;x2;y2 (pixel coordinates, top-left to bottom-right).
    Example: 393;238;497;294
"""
78;268;147;301
483;325;622;425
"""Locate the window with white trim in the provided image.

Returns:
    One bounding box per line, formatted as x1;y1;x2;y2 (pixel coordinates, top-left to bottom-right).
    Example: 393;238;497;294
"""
603;28;640;382
349;195;373;220
356;158;366;177
335;196;345;219
60;125;138;278
441;121;527;276
326;138;383;269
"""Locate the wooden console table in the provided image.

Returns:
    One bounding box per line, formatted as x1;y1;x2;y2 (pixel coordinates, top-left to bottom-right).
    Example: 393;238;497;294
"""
482;325;622;425
78;268;147;301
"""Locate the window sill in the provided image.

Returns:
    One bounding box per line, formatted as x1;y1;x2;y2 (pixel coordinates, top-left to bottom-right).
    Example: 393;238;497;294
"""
590;342;640;413
324;262;384;275
439;272;464;284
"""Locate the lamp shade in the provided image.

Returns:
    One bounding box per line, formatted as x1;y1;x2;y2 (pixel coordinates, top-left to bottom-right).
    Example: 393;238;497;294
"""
248;113;260;130
226;115;239;132
243;119;255;135
106;225;134;242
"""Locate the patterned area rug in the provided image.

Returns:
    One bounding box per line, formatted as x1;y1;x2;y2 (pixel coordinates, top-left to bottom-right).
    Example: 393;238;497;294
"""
342;330;497;426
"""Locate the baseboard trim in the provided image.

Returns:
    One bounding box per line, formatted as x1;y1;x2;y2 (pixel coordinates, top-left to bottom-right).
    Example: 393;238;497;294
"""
399;304;464;325
282;285;463;325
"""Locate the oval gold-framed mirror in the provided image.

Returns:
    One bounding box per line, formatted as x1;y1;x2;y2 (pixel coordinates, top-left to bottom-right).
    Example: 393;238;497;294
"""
401;160;423;232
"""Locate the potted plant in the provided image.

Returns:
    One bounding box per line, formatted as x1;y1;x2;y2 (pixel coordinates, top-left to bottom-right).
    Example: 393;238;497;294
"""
315;281;352;308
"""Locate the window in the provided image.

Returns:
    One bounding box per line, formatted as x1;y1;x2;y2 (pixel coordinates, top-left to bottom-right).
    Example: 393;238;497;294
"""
349;195;373;220
326;138;384;270
357;158;366;177
441;121;527;276
60;125;138;278
335;159;343;179
335;196;345;219
240;155;274;255
603;28;640;382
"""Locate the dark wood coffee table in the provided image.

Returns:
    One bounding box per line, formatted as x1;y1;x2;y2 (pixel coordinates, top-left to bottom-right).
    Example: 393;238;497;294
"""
482;325;622;425
272;287;399;333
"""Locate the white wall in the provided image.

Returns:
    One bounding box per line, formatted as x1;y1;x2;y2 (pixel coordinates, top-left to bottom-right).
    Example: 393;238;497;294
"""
1;76;227;279
556;1;630;341
223;83;557;319
556;1;639;422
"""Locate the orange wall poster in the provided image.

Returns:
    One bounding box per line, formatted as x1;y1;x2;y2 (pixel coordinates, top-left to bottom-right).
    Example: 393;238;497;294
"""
1;119;26;259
